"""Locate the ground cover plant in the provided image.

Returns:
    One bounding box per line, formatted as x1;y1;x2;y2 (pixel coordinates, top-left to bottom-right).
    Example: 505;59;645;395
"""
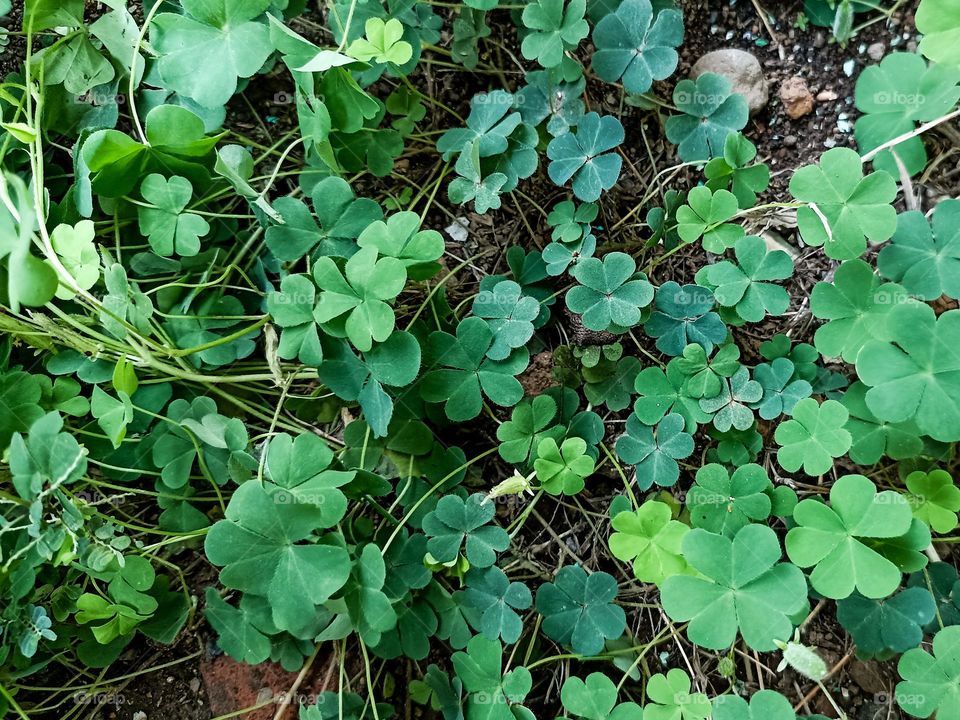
1;0;960;718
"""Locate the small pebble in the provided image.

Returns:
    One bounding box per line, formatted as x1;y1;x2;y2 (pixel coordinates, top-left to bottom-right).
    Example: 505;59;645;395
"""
817;90;839;102
867;42;885;61
784;135;797;146
843;59;856;76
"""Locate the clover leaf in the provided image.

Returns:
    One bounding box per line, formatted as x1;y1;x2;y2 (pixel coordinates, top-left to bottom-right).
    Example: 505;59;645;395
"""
263;432;352;527
313;246;406;352
521;0;589;68
712;690;796;720
775;398;852;476
841;381;924;465
633;363;711;431
566;252;654;332
666;73;749;162
584;354;640;411
496;394;564;464
438;90;522;160
535;565;625;655
448;140;509;213
9;412;87;502
786;474;917;599
788;147;898;260
591;0;683;94
615;412;693;489
895;625;960;720
356;210;444;279
452;636;533;720
676;186;744;253
422;493;509;568
704;132;770;208
856;302;960;442
560;672;643;720
701;235;793;322
646;669;711;720
266;274;322;366
916;0;960;66
687;463;773;537
137;174;210;257
809;258;907;363
534;436;595;495
751;358;812;420
855;52;960;176
204;481;351;634
699;366;762;432
49;220;99;300
673;343;741;400
662;524;808;650
347;18;413;65
516;70;586;136
472;280;541;359
547;112;624;201
838;587;937;660
878;199;960;301
906;469;960;534
463;566;531;644
609;501;692;585
151;0;274;108
646;282;727;356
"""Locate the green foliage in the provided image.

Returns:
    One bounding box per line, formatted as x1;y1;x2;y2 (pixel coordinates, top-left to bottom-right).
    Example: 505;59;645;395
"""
704;132;770;208
698;235;793;322
916;0;960;66
785;474;920;599
666;73;749;161
774;398;852;476
560;672;643;720
591;0;683;93
686;463;773;536
878;199;960;301
837;587;936;660
676;186;744;253
609;501;692;585
534;436;595;494
906;469;960;534
615;412;694;488
566;252;654;331
463;566;531;644
895;625;960;720
547;112;624;201
521;0;589;68
646;282;727;356
535;565;626;654
789;147;898;260
712;690;796;720
645;669;711;720
452;636;533;720
662;524;808;650
347;18;414;65
137;174;210;257
422;493;509;568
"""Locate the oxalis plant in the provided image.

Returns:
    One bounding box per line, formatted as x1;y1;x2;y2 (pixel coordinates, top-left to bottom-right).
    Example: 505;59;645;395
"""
1;0;960;718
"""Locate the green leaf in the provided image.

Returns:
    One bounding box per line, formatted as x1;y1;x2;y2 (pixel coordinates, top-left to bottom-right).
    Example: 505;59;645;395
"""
591;0;683;94
203;590;271;665
422;493;509;568
137;174;210;257
788;147;898;260
344;543;397;646
750;358;812;420
356;210;444;277
615;412;694;489
49;220;100;300
584;354;640;411
878;199;960;301
560;672;643;720
666;73;749;162
535;565;625;655
347;18;414;65
699;366;762;432
837;587;936;659
263;432;352;526
609;500;692;585
515;70;586;136
23;0;83;31
809;258;908;363
854;52;960;176
448;140;509;213
673;343;741;400
841;381;924;464
313;246;407;352
521;0;589;68
856;302;960;442
676;186;744;253
712;690;796;720
463;566;531;644
662;524;808;650
895;625;960;720
496;394;564;464
774;398;852;476
547;112;624;201
534;436;595;495
9;412;88;502
204;481;350;634
633;362;711;431
645;282;727;356
566;252;654;332
452;637;533;720
472;280;541;359
0;173;59;312
645;669;711;720
91;387;133;449
704;132;770;208
701;235;793;322
906;469;960;534
421;317;528;421
151;0;274;108
785;474;916;599
266;274;322;366
438;90;522;160
916;0;960;66
687;463;773;537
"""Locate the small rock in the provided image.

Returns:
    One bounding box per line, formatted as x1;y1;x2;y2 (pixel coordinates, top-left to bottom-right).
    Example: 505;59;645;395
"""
867;42;885;61
444;217;469;244
843;59;857;76
779;76;815;119
817;89;838;102
133;714;147;720
783;135;797;146
690;48;769;115
813;31;826;49
189;678;201;693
